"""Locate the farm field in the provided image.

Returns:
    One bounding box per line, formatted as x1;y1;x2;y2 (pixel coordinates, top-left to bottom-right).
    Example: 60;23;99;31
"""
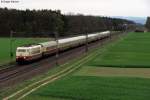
21;32;150;100
87;32;150;68
24;76;150;100
0;38;49;65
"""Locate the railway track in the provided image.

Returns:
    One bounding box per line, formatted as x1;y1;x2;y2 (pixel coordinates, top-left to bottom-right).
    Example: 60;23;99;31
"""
0;64;18;73
4;42;101;100
0;32;123;88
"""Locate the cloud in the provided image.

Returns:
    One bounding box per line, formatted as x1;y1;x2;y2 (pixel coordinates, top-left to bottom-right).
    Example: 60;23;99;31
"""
0;0;149;17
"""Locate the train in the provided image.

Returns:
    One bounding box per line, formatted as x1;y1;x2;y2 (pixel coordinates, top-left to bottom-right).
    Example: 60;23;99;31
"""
16;31;111;63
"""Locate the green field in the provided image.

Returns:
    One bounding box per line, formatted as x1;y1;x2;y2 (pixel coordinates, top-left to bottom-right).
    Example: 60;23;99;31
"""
87;32;150;68
4;32;150;100
0;38;49;65
20;32;150;100
24;76;150;100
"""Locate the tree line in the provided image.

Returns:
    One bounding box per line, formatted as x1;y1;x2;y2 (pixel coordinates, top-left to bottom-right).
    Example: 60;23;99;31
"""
146;17;150;31
0;8;135;37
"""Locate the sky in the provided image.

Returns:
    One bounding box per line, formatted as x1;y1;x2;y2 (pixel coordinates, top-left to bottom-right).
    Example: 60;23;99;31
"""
0;0;149;17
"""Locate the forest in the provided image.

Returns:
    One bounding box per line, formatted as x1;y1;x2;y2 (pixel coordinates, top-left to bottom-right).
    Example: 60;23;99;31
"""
0;8;134;37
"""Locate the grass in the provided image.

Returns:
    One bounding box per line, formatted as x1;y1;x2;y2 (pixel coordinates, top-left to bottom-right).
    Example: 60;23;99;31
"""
23;76;150;100
0;38;49;65
86;32;150;68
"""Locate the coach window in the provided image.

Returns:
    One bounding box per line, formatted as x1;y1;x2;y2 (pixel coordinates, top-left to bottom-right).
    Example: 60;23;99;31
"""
27;49;29;52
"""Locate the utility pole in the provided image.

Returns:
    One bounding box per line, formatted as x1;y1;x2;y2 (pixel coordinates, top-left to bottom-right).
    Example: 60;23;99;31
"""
10;30;14;62
54;31;59;66
85;27;88;53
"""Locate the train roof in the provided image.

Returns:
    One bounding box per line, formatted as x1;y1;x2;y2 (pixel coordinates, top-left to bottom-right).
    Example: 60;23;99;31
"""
17;45;41;49
100;31;110;34
88;33;99;37
58;35;85;44
38;41;57;47
58;31;110;44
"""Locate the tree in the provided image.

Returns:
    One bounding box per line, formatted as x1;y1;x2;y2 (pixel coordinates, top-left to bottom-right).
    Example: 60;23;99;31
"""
0;7;135;37
146;17;150;31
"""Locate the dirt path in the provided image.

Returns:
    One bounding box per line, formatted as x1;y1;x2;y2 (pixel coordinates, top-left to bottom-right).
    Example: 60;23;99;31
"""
74;66;150;78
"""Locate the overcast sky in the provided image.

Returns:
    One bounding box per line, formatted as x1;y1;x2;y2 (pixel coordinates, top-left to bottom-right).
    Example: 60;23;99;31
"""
0;0;149;17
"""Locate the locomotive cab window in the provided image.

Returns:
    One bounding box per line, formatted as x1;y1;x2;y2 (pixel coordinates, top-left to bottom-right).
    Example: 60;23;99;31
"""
17;49;26;52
